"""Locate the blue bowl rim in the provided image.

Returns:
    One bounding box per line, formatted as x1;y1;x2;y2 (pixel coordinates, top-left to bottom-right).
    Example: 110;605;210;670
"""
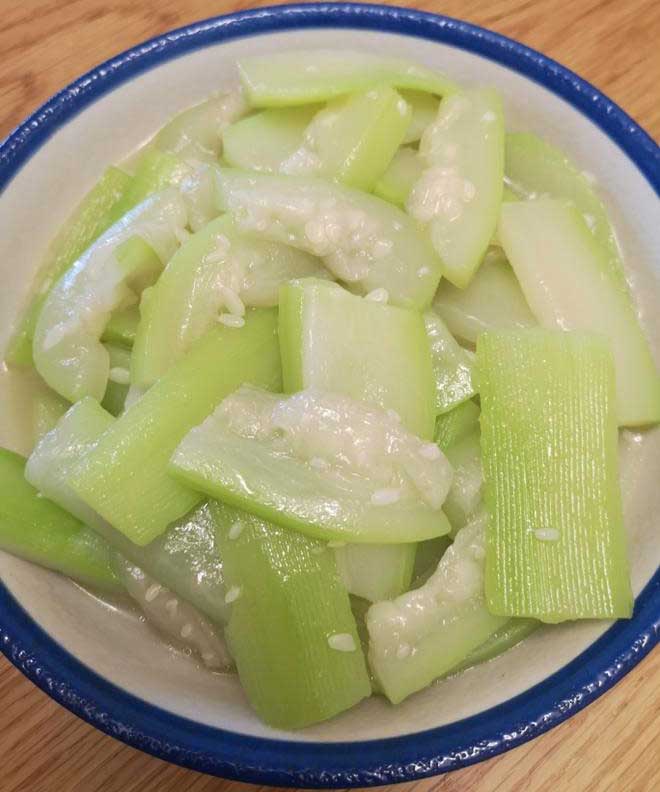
0;3;658;786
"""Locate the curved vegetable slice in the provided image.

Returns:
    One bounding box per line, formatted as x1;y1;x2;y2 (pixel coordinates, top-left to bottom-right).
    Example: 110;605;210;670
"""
505;132;627;292
101;304;139;348
443;430;483;537
366;514;508;704
433;247;536;344
212;501;370;729
373;146;423;208
33;190;186;402
215;168;442;309
280;279;435;438
478;329;633;621
171;387;452;544
132;216;325;388
280;85;411;191
223;106;320;173
0;448;119;591
498;199;660;426
335;542;417;603
434;399;479;451
424;311;476;415
238;50;456;107
450;617;539;674
400;91;440;144
407;89;504;288
6;166;131;367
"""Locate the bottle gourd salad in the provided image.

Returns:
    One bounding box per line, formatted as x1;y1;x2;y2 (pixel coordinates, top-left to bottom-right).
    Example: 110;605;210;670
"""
2;50;659;729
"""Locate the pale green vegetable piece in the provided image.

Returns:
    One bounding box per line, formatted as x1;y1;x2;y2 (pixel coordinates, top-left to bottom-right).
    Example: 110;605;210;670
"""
279;279;435;439
498;199;660;426
102;343;131;416
400;91;440;144
31;383;70;445
434;399;480;451
238;50;456;107
478;329;633;621
443;430;483;538
433;247;536;345
171;387;452;544
424;311;476;415
335;543;417;603
223;106;320;173
367;514;508;703
411;535;451;585
101;304;140;348
280;85;411;191
6;166;132;367
450;618;539;674
373;146;424;208
71;309;282;545
505;132;627;292
212;501;370;729
132;215;325;388
407;89;505;288
215;168;442;309
33;190;186;402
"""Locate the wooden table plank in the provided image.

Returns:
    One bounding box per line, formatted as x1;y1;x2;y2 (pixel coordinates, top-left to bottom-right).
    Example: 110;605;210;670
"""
1;2;658;791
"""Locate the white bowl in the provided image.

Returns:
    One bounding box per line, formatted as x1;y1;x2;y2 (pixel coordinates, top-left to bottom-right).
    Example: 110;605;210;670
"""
1;4;659;785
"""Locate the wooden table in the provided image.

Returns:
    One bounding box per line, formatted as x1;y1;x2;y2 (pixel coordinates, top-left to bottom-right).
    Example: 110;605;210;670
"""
1;1;658;790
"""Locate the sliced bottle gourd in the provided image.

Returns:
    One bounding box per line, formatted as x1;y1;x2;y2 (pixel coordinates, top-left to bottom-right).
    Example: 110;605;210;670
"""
442;430;483;537
215;168;442;309
223;106;320;173
154;91;247;166
411;535;452;585
279;277;437;599
71;308;282;545
279;85;412;191
212;500;371;729
505;132;628;293
33;191;186;403
424;311;476;415
238;49;456;107
101;304;140;348
6;166;132;367
373;146;424;208
27;397;231;625
0;448;120;591
171;387;452;544
498;199;660;426
432;247;536;345
30;381;70;445
407;89;505;288
102;343;131;416
434;398;480;451
478;329;633;621
450;617;539;674
132;215;325;388
400;91;440;144
367;513;508;704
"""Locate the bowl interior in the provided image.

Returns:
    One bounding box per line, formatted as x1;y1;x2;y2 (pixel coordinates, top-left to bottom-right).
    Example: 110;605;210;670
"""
1;26;659;743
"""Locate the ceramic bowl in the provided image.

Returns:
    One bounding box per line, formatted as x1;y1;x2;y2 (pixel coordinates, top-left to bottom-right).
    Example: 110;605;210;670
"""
0;3;658;786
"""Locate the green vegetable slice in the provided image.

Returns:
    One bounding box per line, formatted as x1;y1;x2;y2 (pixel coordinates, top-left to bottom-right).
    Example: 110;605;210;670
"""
424;311;476;415
171;387;452;544
132;215;324;388
498;199;660;426
478;329;633;622
373;146;423;208
280;278;435;438
101;305;140;348
238;50;456;107
0;448;119;591
432;248;535;344
212;501;371;729
102;343;131;416
367;514;508;703
443;430;483;537
6;166;131;367
408;89;504;288
334;542;417;602
450;617;539;674
71;308;282;545
33;191;186;402
215;168;442;309
400;91;440;144
434;399;480;451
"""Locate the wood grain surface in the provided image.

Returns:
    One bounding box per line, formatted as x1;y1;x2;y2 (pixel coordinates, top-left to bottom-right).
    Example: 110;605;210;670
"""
0;2;658;791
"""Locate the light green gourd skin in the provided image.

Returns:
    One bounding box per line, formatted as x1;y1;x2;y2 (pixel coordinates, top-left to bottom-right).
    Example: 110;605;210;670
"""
373;146;424;208
408;89;505;288
71;308;282;546
0;448;120;592
212;501;371;729
6;166;132;367
449;617;539;674
424;311;476;415
478;329;633;622
132;215;325;388
238;49;457;107
432;247;536;345
498;199;660;427
215;168;442;310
